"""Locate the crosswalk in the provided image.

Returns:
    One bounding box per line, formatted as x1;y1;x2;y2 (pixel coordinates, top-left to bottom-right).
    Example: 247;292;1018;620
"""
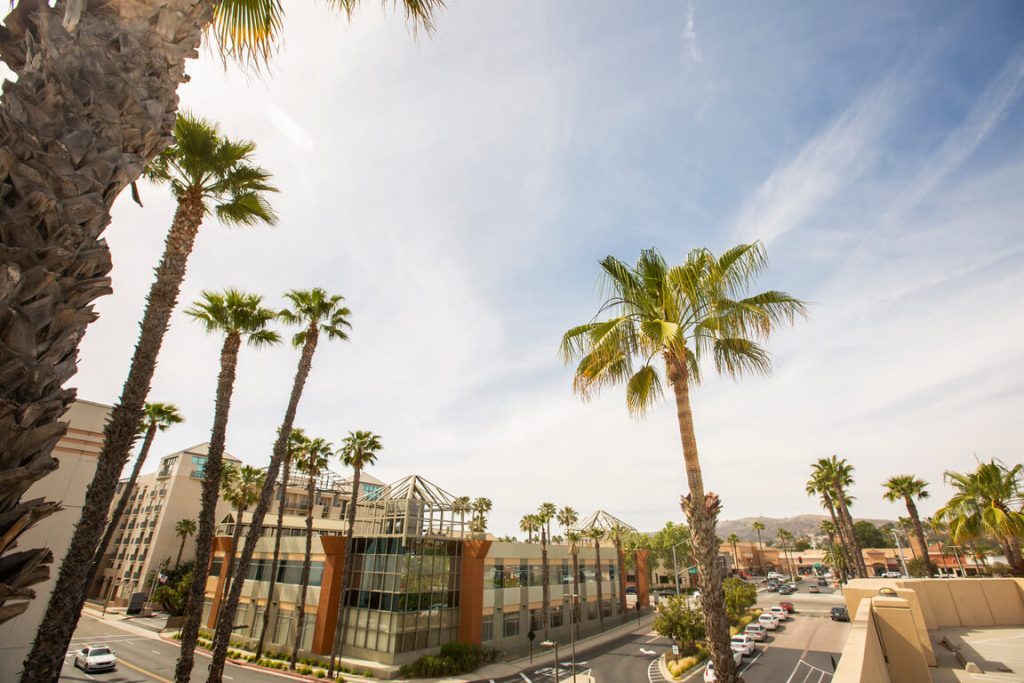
647;657;669;682
785;659;835;683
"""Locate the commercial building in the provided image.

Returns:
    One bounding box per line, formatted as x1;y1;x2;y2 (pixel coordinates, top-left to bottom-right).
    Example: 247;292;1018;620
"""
202;474;646;676
90;443;241;601
0;399;112;681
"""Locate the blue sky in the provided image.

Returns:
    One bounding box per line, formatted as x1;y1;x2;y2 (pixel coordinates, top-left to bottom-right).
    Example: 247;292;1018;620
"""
75;1;1024;536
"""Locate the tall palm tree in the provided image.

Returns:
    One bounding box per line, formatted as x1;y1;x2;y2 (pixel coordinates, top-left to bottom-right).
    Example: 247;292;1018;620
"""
567;531;582;640
208;288;351;683
171;289;279;683
557;507;579;537
561;243;805;683
256;427;309;659
883;475;933;576
174;519;198;569
6;1;438;674
607;523;629;615
751;521;766;576
776;529;795;580
21;118;278;680
812;457;867;578
586;527;606;631
538;503;557;544
819;520;843;579
927;516;949;576
536;505;556;639
726;534;741;575
453;496;472;537
90;402;184;588
329;430;382;677
519;515;539;543
472;498;493;532
219;464;266;602
897;517;919;559
290;437;332;669
937;460;1024;576
806;468;858;580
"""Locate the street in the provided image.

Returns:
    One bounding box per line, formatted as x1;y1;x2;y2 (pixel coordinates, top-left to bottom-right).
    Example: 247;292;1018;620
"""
60;613;283;683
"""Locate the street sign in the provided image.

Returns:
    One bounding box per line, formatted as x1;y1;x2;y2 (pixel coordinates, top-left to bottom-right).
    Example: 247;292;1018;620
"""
527;629;536;642
688;567;698;574
672;645;680;656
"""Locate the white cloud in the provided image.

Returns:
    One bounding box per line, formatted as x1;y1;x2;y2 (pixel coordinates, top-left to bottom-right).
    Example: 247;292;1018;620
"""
682;0;702;65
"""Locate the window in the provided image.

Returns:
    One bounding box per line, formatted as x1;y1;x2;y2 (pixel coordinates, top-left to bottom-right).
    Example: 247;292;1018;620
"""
530;608;543;632
482;615;493;642
190;455;208;478
157;456;178;478
551;605;563;628
503;611;520;638
529;565;545;586
609;563;616;581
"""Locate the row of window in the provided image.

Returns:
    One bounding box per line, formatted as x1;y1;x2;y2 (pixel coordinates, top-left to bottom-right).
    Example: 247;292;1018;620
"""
488;561;615;589
481;600;613;640
211;558;326;587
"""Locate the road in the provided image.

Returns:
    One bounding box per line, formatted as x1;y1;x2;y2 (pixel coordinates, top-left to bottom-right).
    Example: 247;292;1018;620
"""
733;613;849;683
756;584;844;615
60;613;284;683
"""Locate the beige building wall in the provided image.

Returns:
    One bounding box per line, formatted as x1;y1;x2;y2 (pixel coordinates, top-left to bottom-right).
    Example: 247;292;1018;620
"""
0;399;112;681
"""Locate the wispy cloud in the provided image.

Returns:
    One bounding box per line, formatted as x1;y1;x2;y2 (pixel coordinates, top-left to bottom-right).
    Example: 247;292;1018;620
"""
682;0;702;65
878;41;1024;230
733;73;910;244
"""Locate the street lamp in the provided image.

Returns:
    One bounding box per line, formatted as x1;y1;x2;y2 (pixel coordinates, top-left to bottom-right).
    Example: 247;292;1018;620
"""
569;594;578;682
889;529;909;577
540;640;561;681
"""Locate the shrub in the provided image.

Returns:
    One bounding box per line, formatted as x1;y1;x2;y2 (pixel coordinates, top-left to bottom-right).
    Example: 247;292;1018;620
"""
362;670;372;677
315;671;326;679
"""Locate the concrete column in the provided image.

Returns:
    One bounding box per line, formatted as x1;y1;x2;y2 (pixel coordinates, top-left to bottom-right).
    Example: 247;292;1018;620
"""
457;539;493;644
206;536;233;628
636;549;651;608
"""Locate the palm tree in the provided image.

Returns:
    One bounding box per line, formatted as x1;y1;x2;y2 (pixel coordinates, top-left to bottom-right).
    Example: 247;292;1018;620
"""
171;289;279;683
21;118;278;679
207;288;351;682
897;517;919;560
819;520;843;579
174;519;198;569
776;529;795;580
726;533;741;575
812;456;867;578
927;516;949;576
538;503;557;544
806;467;858;580
329;430;382;677
586;527;606;631
519;515;539;543
472;498;493;532
557;507;579;537
219;464;266;602
89;402;184;588
567;531;582;640
536;505;557;639
256;427;309;659
751;521;766;576
561;243;805;683
453;496;472;537
883;475;933;576
937;460;1024;576
290;437;332;669
607;523;629;614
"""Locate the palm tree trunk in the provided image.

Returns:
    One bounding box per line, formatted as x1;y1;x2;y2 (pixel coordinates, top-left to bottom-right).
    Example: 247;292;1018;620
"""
904;497;932;575
615;538;627;615
207;326;319;683
756;531;764;576
26;185;207;683
541;529;550;640
592;538;606;632
571;550;580;641
256;459;290;659
220;505;246;602
289;473;316;669
830;483;866;578
822;494;856;582
1005;535;1024;577
328;465;363;678
0;0;211;639
87;420;158;593
176;536;187;569
665;353;737;683
173;332;241;683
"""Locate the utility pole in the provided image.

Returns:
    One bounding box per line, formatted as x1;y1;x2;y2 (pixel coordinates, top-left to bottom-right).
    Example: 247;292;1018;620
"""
948;545;966;577
890;530;909;577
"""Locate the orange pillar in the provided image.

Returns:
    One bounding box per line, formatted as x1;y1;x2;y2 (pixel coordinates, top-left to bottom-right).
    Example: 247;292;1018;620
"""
636;549;651;608
312;536;347;654
457;540;492;644
206;536;233;628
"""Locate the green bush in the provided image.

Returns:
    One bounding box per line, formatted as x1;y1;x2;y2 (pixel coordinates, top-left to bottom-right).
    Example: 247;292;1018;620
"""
314;671;326;679
399;642;489;677
362;670;372;677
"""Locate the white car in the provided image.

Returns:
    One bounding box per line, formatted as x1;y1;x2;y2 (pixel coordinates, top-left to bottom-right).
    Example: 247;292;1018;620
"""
758;613;779;630
703;652;745;682
882;571;902;578
767;571;786;581
744;623;767;641
769;606;789;621
730;634;757;656
74;645;117;673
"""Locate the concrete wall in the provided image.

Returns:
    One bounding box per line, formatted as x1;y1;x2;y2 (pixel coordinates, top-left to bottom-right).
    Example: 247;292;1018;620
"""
0;400;111;682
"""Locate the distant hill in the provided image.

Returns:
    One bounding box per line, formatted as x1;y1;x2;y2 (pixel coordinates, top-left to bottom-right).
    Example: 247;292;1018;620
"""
716;514;895;542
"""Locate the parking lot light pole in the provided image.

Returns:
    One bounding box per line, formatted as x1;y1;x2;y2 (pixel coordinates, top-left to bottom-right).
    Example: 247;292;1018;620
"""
570;594;578;682
541;640;561;681
889;529;909;577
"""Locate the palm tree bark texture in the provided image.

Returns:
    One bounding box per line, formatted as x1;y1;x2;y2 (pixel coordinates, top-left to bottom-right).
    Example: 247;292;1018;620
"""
0;0;210;640
290;462;317;669
207;328;319;683
256;460;291;659
174;333;241;683
330;461;364;676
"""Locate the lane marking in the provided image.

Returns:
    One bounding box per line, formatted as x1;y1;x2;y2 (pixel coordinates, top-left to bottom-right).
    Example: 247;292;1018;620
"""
640;647;657;654
520;673;532;682
118;656;174;683
739;649;763;674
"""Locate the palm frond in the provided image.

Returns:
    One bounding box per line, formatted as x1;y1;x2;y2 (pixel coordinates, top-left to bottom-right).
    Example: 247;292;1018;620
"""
625;364;663;416
712;336;771;378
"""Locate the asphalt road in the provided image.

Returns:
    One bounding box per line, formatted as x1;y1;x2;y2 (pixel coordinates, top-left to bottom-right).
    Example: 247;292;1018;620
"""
60;613;284;683
756;585;845;615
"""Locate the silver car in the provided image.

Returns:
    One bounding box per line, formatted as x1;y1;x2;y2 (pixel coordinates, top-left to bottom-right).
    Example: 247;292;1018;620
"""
74;645;117;673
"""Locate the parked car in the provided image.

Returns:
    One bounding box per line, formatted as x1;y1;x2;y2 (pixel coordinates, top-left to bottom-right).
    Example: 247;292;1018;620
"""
882;571;902;578
758;613;779;630
830;606;850;622
769;606;789;621
703;652;745;682
808;585;820;593
744;623;767;641
766;582;780;592
74;645;117;673
730;634;757;656
778;585;795;595
818;577;830;586
778;601;795;613
767;571;786;581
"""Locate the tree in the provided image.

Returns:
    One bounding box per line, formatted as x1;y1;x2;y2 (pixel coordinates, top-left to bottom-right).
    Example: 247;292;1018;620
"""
776;529;795;580
652;596;705;655
561;243;806;683
557;507;579;537
208;288;351;683
937;459;1024;577
519;515;539;543
256;427;309;659
453;496;472;536
22;117;278;681
751;521;766;576
811;456;867;578
586;527;606;631
329;430;382;677
0;0;437;652
536;504;557;639
172;289;279;683
726;534;741;574
471;498;493;532
883;475;933;575
607;523;630;614
90;402;184;586
174;519;198;569
152;562;195;617
538;503;557;543
567;531;582;640
290;436;332;669
853;521;888;550
722;577;756;622
219;464;266;601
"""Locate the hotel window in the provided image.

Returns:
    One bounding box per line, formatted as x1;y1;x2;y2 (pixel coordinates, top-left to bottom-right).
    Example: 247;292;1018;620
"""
528;565;545;586
481;615;493;642
490;563;503;589
530;608;542;632
502;564;522;588
157;456;177;478
608;563;616;581
190;455;208;478
551;605;563;628
503;611;520;637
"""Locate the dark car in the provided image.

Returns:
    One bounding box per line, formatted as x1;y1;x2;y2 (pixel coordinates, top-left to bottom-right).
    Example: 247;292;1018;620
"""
778;601;795;613
767;583;780;592
830;607;850;622
778;585;795;595
818;577;829;586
